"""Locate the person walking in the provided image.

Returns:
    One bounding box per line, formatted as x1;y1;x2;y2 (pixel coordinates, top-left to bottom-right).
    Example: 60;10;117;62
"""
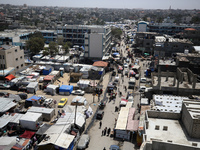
107;128;111;136
104;127;107;136
103;147;106;150
99;121;102;129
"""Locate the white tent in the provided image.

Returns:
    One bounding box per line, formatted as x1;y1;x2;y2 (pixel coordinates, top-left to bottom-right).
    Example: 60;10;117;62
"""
26;82;38;93
27;106;55;121
71;96;87;106
46;84;58;95
19;112;42;130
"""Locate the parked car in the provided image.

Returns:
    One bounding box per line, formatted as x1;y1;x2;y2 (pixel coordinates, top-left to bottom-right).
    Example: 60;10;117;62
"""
77;134;90;150
58;98;68;108
139;86;146;93
135;74;140;80
99;101;106;109
124;63;128;68
17;93;28;99
96;110;104;120
109;145;120;150
140;78;147;83
44;98;53;106
126;58;130;63
0;83;10;89
71;90;85;96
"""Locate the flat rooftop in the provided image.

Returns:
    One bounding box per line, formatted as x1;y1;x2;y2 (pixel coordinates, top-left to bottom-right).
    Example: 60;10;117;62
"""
146;118;200;148
159;60;176;66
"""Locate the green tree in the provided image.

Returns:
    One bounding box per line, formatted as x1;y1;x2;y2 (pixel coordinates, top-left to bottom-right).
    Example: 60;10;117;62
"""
57;37;64;45
42;47;49;56
49;41;58;56
111;27;122;41
62;41;72;54
26;37;45;55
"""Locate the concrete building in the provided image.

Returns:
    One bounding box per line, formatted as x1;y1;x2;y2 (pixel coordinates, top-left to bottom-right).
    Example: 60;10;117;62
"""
151;59;200;96
176;53;200;75
182;100;200;139
0;45;24;72
141;110;200;150
137;21;149;32
134;32;159;54
149;23;200;36
152;95;187;113
57;25;111;59
154;35;194;57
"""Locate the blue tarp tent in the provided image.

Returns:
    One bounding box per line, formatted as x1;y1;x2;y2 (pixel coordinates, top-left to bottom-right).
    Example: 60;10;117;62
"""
59;85;73;94
25;95;42;108
43;67;52;75
26;95;42;102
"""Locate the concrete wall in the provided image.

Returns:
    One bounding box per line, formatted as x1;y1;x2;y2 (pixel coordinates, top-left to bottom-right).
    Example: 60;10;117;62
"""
151;141;200;150
182;103;193;137
147;110;181;120
89;33;103;58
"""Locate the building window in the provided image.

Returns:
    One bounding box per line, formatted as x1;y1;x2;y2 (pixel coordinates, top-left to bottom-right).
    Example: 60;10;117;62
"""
2;55;4;59
21;64;23;67
15;49;17;52
16;66;19;69
16;58;18;61
20;56;23;59
0;55;1;59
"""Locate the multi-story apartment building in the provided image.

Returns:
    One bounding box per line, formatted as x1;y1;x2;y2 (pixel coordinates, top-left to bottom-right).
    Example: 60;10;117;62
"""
57;25;111;59
0;45;24;72
148;23;200;36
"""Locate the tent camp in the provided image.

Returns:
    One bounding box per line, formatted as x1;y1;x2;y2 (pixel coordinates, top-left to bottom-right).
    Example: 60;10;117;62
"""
59;85;73;95
77;80;90;89
19;112;42;130
46;84;58;95
26;82;38;93
71;96;87;106
27;106;55;121
0;98;17;114
25;95;42;108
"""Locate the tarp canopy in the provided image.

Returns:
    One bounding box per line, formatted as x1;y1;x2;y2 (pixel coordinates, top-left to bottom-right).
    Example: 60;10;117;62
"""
26;95;42;102
59;85;73;93
20;130;35;139
5;74;15;81
92;61;108;67
36;124;51;135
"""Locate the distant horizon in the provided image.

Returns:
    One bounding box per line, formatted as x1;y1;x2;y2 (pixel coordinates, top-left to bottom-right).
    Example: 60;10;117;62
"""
0;0;200;10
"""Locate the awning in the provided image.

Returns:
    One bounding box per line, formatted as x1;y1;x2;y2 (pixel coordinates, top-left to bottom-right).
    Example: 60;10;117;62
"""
20;130;35;139
5;74;15;81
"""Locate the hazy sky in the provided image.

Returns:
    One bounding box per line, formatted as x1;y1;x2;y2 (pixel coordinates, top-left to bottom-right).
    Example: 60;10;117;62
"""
0;0;199;9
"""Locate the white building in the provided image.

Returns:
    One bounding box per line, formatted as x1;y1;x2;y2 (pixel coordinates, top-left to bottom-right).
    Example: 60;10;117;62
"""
57;25;111;59
0;45;25;73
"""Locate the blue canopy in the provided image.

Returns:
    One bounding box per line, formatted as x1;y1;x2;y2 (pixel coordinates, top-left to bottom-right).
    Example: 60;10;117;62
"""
59;85;73;94
26;95;42;102
113;52;119;56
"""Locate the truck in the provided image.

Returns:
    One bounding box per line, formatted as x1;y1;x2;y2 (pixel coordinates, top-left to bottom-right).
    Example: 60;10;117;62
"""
128;78;136;89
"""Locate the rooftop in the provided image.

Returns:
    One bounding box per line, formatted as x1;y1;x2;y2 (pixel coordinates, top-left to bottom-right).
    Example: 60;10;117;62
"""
146;117;200;148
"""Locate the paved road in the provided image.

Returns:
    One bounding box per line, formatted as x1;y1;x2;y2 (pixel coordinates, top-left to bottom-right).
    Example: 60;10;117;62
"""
86;40;141;150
